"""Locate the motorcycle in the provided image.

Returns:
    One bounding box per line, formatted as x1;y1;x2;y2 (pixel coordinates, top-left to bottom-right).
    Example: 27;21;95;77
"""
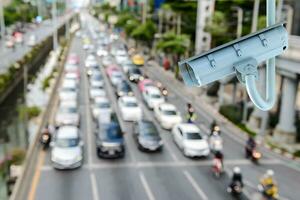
246;145;262;163
212;158;223;178
258;184;279;200
251;149;262;163
209;136;223;153
227;181;243;197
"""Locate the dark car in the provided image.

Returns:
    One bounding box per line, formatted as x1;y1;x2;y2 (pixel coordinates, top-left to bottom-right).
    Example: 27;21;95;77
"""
96;113;125;158
116;80;133;98
133;120;163;151
128;67;143;83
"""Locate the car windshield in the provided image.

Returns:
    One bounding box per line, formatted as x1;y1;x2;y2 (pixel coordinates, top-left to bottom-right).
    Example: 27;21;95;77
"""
150;94;161;99
185;132;202;140
95;102;110;108
62;87;76;92
56;138;79;148
162;110;177;115
120;84;131;91
60;106;77;113
131;68;141;74
125;101;137;107
92;75;102;81
113;73;122;78
100;124;122;139
65;64;77;70
140;123;158;137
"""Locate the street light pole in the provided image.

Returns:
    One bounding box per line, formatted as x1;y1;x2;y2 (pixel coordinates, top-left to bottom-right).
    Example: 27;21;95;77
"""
52;0;58;50
0;0;5;41
195;0;202;54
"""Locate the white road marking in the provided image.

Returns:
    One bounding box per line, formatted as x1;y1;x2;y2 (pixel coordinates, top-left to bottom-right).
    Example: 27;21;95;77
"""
139;171;156;200
183;170;208;200
90;172;100;200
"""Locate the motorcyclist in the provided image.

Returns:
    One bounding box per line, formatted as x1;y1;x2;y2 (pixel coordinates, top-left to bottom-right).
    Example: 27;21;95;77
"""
209;131;223;152
259;170;279;199
230;167;244;189
210;120;220;136
186;103;197;123
40;124;52;148
245;136;256;158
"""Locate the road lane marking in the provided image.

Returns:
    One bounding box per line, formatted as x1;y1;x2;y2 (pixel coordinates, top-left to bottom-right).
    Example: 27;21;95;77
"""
28;150;46;200
139;171;156;200
90;172;100;200
183;170;208;200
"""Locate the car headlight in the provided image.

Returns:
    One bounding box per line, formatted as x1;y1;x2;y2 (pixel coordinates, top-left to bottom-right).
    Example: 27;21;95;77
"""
128;92;133;96
118;91;124;96
129;76;134;81
139;76;144;81
75;155;82;162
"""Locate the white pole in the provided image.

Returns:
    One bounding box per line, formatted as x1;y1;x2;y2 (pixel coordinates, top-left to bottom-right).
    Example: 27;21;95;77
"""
276;0;283;22
52;0;58;50
195;0;202;54
251;0;260;33
0;0;5;41
236;7;243;38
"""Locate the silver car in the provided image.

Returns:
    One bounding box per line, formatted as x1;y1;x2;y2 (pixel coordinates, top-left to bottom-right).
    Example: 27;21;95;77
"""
51;126;83;169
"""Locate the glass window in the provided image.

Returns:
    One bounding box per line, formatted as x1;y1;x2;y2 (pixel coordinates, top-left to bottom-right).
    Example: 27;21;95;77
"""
184;132;202;140
56;138;79;148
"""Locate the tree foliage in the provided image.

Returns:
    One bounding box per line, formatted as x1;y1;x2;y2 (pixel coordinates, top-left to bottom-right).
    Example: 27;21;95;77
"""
156;32;190;55
4;0;38;26
130;21;157;45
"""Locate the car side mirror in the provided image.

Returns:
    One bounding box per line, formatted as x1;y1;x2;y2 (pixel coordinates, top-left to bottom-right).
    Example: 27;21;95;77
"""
79;141;84;146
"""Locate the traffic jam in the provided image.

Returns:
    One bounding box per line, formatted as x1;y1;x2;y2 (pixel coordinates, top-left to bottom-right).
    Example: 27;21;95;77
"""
36;14;286;200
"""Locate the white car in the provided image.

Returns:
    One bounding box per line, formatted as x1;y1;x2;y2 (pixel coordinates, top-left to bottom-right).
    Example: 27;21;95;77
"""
91;97;112;119
85;55;98;68
154;103;182;130
110;71;124;87
65;72;80;84
51;126;83;169
172;123;210;158
27;35;36;46
115;55;129;65
89;85;106;100
59;80;78;101
89;73;103;88
102;56;114;67
55;100;80;126
118;96;142;121
142;86;165;109
96;48;108;57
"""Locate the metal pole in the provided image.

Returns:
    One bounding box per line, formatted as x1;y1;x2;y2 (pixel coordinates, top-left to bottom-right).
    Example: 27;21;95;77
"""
276;0;283;22
284;5;293;34
52;0;58;50
0;1;5;42
251;0;260;33
142;0;147;24
158;9;163;34
37;0;42;17
195;0;202;54
23;65;28;147
176;14;181;35
236;7;243;38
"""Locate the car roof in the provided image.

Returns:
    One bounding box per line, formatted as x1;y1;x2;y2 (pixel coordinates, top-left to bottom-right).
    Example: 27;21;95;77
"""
94;97;109;103
57;126;79;138
121;96;137;102
60;100;77;107
177;123;200;133
146;86;160;94
159;103;176;110
62;79;76;87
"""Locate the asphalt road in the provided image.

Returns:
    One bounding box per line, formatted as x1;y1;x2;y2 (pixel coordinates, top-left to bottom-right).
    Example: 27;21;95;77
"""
0;13;73;73
30;13;300;200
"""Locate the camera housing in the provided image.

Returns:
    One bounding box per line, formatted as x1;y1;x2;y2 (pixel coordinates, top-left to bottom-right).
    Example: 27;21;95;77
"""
179;23;288;87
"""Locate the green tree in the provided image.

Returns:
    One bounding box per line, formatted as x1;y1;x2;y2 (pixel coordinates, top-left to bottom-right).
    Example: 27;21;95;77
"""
130;20;157;47
156;32;190;78
205;11;229;47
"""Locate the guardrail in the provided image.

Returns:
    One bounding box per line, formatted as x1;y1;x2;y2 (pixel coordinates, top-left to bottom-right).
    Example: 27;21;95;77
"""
9;35;73;200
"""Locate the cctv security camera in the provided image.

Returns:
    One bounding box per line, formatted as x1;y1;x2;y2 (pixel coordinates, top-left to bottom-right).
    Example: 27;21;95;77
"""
179;23;288;87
